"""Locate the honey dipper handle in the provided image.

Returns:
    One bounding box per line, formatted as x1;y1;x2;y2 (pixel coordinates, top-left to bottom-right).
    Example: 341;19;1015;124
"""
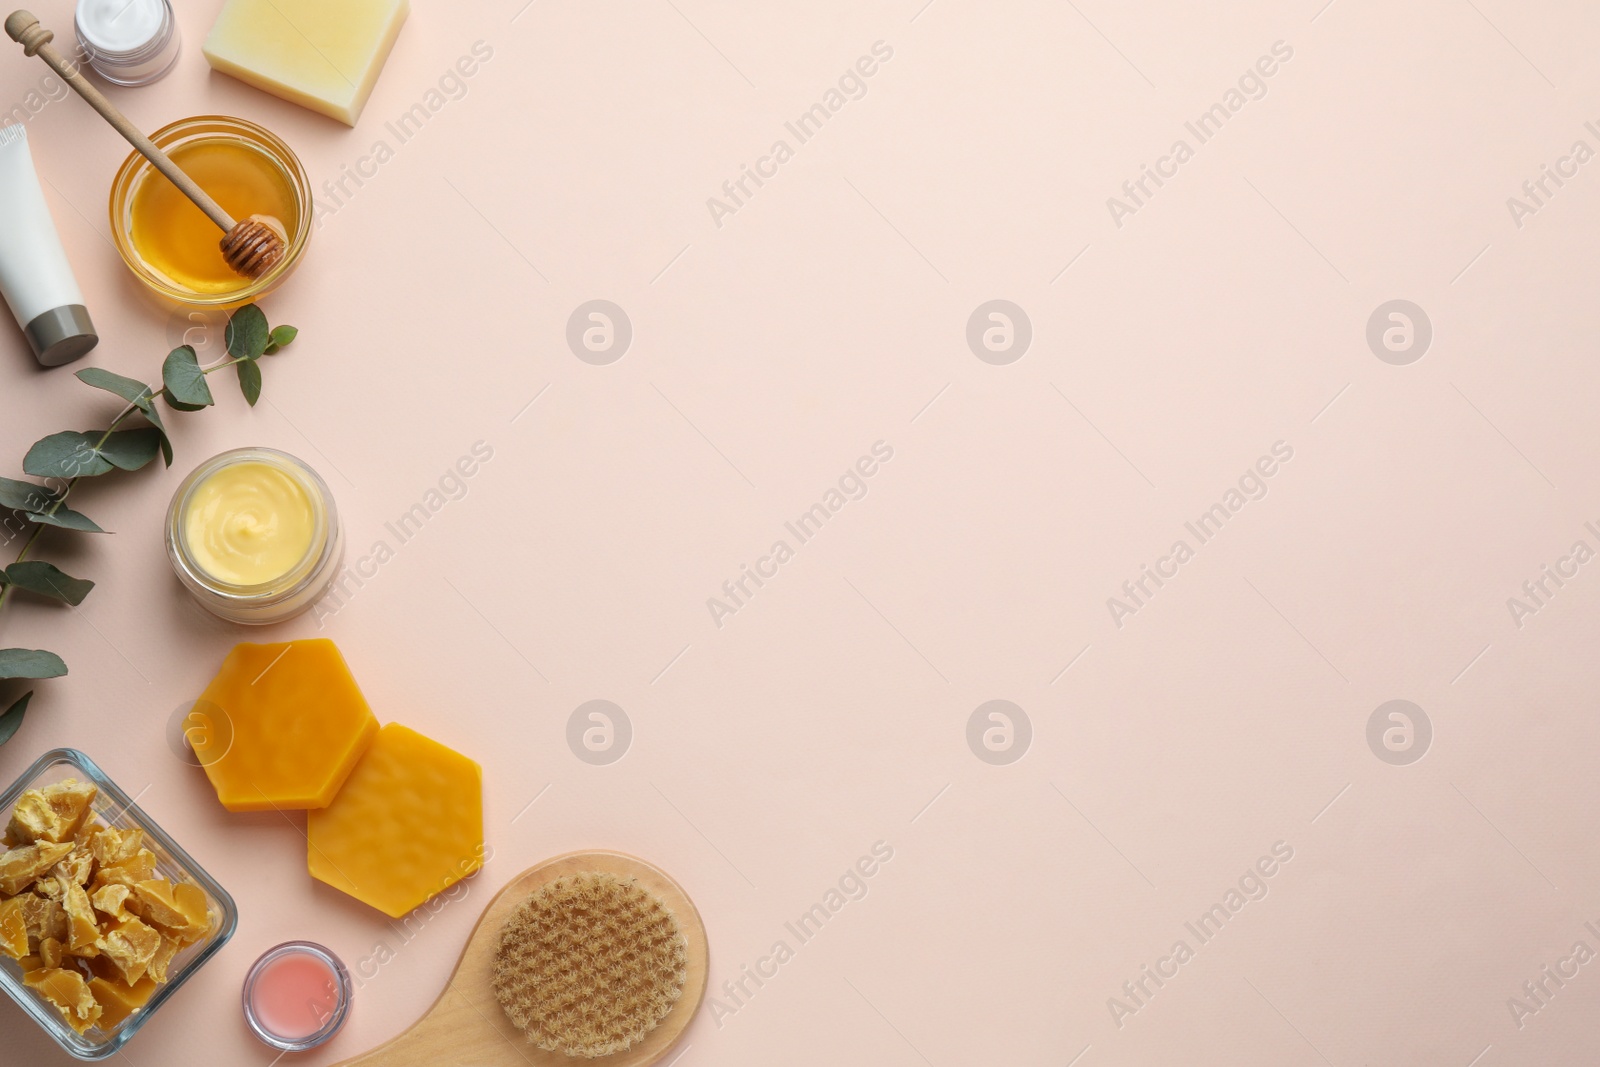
4;10;238;235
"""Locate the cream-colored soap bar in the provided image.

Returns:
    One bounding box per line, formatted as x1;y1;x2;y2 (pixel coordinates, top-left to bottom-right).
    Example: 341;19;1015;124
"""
202;0;408;126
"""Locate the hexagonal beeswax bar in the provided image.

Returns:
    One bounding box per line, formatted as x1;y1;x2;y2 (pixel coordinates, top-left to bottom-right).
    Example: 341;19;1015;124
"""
194;640;380;811
307;724;483;918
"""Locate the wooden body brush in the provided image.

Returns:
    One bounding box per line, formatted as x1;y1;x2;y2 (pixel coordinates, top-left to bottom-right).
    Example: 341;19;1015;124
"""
4;10;286;279
330;851;709;1067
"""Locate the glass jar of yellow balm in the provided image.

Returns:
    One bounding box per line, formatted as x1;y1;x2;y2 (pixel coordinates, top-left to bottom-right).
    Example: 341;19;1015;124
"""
165;448;343;624
109;116;311;307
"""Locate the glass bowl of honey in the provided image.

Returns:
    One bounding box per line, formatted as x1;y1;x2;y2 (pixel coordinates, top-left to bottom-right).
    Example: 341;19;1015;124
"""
107;115;311;307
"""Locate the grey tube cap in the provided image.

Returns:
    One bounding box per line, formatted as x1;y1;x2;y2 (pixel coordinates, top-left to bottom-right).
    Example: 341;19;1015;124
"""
25;304;97;367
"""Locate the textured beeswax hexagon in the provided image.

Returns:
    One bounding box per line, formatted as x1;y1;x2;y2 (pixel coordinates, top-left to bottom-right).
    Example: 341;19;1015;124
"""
195;640;379;811
307;724;483;918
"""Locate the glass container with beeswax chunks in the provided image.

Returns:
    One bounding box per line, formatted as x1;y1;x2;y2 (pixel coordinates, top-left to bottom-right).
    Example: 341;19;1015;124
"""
0;749;237;1059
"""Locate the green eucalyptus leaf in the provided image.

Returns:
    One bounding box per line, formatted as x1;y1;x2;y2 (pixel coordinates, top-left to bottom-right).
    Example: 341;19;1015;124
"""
237;359;262;406
0;475;58;512
139;402;173;467
0;648;66;680
29;429;164;477
25;505;105;533
76;367;153;406
3;562;92;605
24;432;112;478
0;690;30;746
267;325;298;351
97;429;163;471
225;304;269;360
162;346;213;410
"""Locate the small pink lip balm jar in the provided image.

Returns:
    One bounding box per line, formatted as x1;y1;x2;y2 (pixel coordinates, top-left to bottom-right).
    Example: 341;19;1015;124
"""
242;942;352;1052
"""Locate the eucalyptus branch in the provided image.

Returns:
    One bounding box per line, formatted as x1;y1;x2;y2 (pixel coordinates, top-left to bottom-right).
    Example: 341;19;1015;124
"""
0;304;300;745
3;404;139;574
3;352;252;580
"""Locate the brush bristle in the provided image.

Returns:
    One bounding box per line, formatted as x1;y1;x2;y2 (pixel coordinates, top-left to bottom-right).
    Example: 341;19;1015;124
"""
493;871;687;1058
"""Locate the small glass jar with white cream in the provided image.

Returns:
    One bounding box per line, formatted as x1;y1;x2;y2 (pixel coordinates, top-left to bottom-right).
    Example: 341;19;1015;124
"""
165;447;343;625
75;0;181;87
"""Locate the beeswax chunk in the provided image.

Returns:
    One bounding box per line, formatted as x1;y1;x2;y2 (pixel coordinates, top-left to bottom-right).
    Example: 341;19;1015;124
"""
203;0;408;126
63;883;99;955
96;918;161;985
94;850;158;890
88;827;143;867
195;640;380;811
53;841;95;887
308;724;483;918
20;894;66;944
147;934;181;984
6;792;59;844
0;896;26;959
130;880;210;942
0;840;72;895
6;780;97;844
89;975;157;1028
24;967;102;1033
91;883;134;923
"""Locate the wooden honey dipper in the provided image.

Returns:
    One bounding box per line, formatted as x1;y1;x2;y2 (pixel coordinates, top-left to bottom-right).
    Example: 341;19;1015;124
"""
5;10;286;279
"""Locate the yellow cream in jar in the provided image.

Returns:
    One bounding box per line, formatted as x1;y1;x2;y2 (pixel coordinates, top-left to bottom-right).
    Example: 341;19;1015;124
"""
183;461;314;586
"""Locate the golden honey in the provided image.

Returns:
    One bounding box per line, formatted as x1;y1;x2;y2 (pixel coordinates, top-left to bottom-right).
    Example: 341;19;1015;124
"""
128;139;297;295
108;115;311;306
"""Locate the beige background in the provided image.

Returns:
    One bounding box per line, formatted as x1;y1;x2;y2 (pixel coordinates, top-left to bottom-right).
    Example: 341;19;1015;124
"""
2;0;1599;1064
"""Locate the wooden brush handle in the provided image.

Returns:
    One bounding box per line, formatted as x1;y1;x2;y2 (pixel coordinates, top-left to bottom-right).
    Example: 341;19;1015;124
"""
326;852;709;1067
4;10;237;235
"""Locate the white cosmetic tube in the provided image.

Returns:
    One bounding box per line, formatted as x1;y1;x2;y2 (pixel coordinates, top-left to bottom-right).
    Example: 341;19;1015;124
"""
0;124;96;366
